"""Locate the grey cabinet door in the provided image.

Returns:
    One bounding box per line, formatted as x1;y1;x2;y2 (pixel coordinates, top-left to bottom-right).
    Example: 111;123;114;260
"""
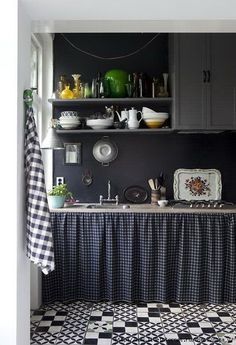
208;34;236;129
175;34;208;129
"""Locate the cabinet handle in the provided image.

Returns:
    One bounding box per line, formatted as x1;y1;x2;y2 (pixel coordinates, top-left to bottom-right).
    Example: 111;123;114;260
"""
207;70;211;83
203;70;207;83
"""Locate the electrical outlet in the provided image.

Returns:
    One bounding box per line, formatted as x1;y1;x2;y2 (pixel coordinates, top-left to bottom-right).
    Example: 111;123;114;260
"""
56;177;64;185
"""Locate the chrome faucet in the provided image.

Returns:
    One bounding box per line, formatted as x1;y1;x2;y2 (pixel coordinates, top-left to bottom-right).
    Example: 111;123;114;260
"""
99;180;119;205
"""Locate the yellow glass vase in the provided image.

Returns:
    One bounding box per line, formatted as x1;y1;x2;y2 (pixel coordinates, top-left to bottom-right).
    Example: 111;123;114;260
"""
60;85;74;99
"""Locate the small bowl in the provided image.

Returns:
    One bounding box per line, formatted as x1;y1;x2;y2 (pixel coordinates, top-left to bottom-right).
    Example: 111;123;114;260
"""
144;119;166;128
86;118;113;130
60;111;78;118
142;112;169;120
158;200;168;207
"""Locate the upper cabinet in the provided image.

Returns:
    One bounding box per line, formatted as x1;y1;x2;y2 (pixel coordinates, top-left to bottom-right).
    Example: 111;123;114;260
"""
174;34;236;130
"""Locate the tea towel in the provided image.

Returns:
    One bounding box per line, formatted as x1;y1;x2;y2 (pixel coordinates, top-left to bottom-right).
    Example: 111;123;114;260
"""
24;108;54;274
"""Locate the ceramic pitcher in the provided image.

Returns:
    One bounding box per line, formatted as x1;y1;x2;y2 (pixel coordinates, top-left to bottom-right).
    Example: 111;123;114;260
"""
116;109;129;122
128;107;142;129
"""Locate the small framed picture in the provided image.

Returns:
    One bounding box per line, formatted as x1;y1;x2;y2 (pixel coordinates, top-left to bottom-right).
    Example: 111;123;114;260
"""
64;143;82;165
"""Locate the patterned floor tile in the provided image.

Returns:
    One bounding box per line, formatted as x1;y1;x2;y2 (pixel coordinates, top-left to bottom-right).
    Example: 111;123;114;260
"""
31;301;236;345
31;310;46;322
113;302;137;321
67;300;93;315
92;302;114;312
183;308;208;322
204;304;228;312
35;310;67;333
193;333;222;344
64;313;89;329
162;320;189;333
139;333;166;344
137;312;162;323
90;310;114;322
187;321;216;334
113;321;138;333
165;332;194;345
87;321;113;333
180;304;206;313
112;332;139;344
139;322;166;343
55;329;85;344
217;332;236;344
206;311;233;323
84;332;112;345
213;322;236;333
44;302;71;312
31;332;59;344
163;303;182;313
147;303;165;308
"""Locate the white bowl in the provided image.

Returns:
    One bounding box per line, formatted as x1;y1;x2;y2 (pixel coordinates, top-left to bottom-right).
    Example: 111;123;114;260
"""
59;118;80;124
144;118;166;128
142;106;156;113
158;200;168;207
60;123;79;129
87;118;113;130
142;112;169;120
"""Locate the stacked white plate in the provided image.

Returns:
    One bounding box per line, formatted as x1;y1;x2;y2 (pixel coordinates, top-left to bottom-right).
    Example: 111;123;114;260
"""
59;111;80;129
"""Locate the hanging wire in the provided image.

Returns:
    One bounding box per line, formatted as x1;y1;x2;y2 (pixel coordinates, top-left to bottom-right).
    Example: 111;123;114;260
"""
61;33;160;60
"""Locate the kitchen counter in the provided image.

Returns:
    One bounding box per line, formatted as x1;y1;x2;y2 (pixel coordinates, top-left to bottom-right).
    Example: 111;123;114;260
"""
43;211;236;304
50;203;236;213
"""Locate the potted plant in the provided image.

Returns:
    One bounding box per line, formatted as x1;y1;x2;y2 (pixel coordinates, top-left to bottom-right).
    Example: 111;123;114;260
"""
47;184;72;208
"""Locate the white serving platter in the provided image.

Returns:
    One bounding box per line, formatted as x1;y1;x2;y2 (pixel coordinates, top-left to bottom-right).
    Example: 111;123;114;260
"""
173;168;222;201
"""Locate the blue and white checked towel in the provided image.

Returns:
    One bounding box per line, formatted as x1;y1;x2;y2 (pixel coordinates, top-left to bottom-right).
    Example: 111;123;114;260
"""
24;108;54;274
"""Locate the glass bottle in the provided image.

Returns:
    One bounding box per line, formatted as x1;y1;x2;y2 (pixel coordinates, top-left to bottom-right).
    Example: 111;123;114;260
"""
96;72;102;98
152;77;159;98
126;74;134;98
60;85;74;99
57;75;67;99
72;74;81;98
91;78;97;98
132;72;139;98
84;83;91;98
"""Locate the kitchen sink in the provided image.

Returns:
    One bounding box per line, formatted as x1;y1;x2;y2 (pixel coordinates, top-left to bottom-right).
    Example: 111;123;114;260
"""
86;204;131;209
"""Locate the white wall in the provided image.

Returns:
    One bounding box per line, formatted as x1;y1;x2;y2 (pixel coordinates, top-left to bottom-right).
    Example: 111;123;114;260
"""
17;3;31;345
0;1;30;344
19;0;236;21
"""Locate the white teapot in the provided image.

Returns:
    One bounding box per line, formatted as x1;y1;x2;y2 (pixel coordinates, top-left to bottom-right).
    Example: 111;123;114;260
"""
115;108;129;122
128;107;143;129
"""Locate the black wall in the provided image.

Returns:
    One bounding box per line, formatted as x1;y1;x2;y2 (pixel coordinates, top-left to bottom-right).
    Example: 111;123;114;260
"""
53;34;236;203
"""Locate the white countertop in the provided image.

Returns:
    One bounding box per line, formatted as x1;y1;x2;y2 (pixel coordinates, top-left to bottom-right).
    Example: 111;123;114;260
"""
50;203;236;214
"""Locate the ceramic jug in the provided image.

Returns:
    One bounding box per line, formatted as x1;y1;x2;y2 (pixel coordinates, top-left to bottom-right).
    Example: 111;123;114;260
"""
115;109;129;122
128;107;142;129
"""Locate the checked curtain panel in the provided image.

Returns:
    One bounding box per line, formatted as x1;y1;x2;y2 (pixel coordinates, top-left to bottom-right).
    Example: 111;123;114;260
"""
24;108;54;274
43;212;236;303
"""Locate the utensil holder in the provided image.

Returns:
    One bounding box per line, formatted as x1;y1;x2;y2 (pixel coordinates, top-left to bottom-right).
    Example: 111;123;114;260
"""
151;190;161;205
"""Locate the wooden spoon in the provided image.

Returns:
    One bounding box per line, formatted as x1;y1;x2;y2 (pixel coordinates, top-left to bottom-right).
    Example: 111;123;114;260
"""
148;178;156;190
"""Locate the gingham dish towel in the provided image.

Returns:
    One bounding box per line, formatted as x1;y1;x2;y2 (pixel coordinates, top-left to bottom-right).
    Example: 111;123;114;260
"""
24;108;54;274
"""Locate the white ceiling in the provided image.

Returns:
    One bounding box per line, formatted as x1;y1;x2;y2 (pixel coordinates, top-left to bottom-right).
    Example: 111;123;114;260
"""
20;0;236;32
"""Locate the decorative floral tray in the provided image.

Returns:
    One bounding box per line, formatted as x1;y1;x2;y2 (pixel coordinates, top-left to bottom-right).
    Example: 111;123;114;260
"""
173;168;222;201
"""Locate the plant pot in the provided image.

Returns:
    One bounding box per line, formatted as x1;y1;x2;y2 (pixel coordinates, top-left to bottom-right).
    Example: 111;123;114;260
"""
47;195;66;208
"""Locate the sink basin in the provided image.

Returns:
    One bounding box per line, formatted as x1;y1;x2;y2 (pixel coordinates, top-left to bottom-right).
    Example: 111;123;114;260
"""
87;204;130;209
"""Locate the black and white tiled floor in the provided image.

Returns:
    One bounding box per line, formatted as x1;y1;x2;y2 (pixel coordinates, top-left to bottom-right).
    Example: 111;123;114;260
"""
31;301;236;344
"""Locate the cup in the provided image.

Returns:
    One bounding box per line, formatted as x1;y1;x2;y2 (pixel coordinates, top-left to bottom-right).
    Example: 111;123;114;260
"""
158;200;168;208
151;190;161;205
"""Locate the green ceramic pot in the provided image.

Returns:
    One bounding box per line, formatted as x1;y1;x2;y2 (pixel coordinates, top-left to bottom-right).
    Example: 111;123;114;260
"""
104;69;129;98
